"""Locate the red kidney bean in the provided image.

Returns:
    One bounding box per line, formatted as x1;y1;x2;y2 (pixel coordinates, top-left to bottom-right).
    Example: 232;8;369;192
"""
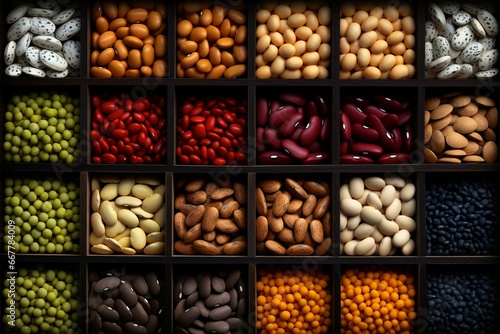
343;103;367;124
205;116;216;131
258;151;294;164
352;124;379;142
300;115;321;147
320;117;330;142
307;100;318;117
278;92;306;106
214;157;226;165
381;114;399;130
229;123;243;136
303;152;330;164
257;97;269;127
111;129;127;140
269;105;297;128
291;125;305;142
397;109;412;126
220;137;232;149
128;123;141;134
340;113;351;141
133;112;146;123
340;142;349;156
108;109;124;121
101;101;116;114
264;128;281;149
364;105;387;119
314;95;328;115
373;95;403;113
392;128;403;152
403;124;413;152
206;131;220;141
282;139;308;160
351;143;384;156
377;153;410;164
279;112;304;137
340;155;374;164
190;116;205;124
308;141;322;153
102;153;117;164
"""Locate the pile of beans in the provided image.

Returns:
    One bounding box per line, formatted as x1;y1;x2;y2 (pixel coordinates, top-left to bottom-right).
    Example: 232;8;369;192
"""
340;1;416;80
340;176;416;256
256;177;332;256
174;268;247;333
3;176;80;254
176;1;247;78
340;94;414;164
176;94;247;165
257;92;330;164
89;174;166;255
255;1;331;79
425;2;498;79
427;271;498;333
426;177;498;255
256;266;332;333
174;176;247;255
3;91;80;163
88;268;162;334
341;267;417;333
424;92;498;163
2;266;80;333
90;0;167;78
4;1;81;78
90;93;167;164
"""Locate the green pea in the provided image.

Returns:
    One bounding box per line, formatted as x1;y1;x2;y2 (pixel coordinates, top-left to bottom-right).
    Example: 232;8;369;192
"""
46;243;56;253
55;244;63;253
38;236;48;246
53;142;62;152
48;117;58;126
14;206;23;216
22;234;34;246
42;229;53;239
49;190;58;199
52;133;62;143
30;242;40;252
65;155;74;164
27;191;37;202
68;137;77;148
12;135;21;146
46;219;56;229
39;191;48;201
32;229;42;240
20;297;30;308
57;108;67;118
44;108;57;117
39;119;48;129
39;212;48;222
30;134;39;145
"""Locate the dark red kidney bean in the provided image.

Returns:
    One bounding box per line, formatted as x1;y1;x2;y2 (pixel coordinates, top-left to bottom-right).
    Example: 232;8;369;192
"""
378;153;410;163
381;114;399;130
283;124;302;144
235;117;246;127
182;102;193;114
92;156;101;163
120;112;131;122
373;95;402;113
340;142;349;156
231;138;239;148
148;127;158;141
392;128;403;152
282;139;308;160
133;112;146;123
224;130;235;140
92;141;101;155
256;97;269;126
117;140;125;151
143;156;153;164
229;123;243;136
182;145;194;155
365;115;387;140
300;115;321;147
340;154;374;164
351;143;384;156
319;117;330;142
397;109;412;126
314;95;328;114
111;129;127;140
303;152;329;164
263;128;281;149
306;100;318;117
256;127;266;152
340;112;351;141
181;115;190;129
403;124;413;152
279;112;304;137
307;141;322;153
187;139;197;146
352;123;379;142
143;137;152;149
212;127;223;135
258;151;293;164
205;116;216;131
278;92;306;106
101;101;116;113
128;123;141;134
269;105;297;128
190;116;205;124
364;105;387;119
345;95;369;107
101;153;117;164
138;132;147;144
270;100;282;113
343;103;366;124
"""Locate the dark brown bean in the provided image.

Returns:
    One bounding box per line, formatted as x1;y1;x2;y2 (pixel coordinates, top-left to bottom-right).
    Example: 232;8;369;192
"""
174;299;186;322
150;299;160;316
90;310;103;332
132;275;149;296
226;317;242;331
137;295;151;314
236;298;247;318
225;269;240;289
115;299;133;322
198;275;211;299
145;272;161;295
195;300;210;318
95;276;121;293
178;306;201;328
145;314;159;334
205;291;230;307
102;321;124;334
103;298;115;308
229;288;238;311
97;304;120;322
120;281;138;308
123;322;147;334
131;302;148;325
204;321;230;333
174;281;183;304
182;276;198;295
211;276;226;293
209;305;232;321
186;291;199;308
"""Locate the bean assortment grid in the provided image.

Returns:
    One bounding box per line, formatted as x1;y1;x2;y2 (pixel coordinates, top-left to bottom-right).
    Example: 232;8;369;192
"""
176;1;247;78
255;1;332;79
341;267;417;334
427;270;499;333
90;0;168;78
426;176;499;255
256;266;333;334
174;268;247;333
340;1;416;80
88;268;163;334
3;91;80;163
3;176;80;254
2;266;80;334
